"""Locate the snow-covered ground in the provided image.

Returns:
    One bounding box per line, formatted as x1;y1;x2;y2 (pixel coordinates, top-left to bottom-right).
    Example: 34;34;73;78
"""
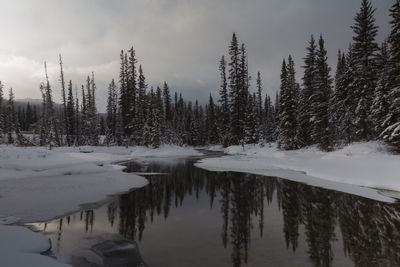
196;142;400;203
0;144;201;266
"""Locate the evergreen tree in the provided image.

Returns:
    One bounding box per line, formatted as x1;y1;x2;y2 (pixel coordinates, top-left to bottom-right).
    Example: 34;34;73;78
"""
136;65;147;145
106;79;118;144
351;0;379;140
74;86;81;145
312;36;333;151
25;103;33;131
191;100;200;146
331;50;347;143
66;80;75;145
218;55;230;146
100;116;105;136
278;58;297;150
298;35;318;147
341;44;358;143
244;93;259;144
162;82;174;143
127;47;138;141
87;73;99;145
6;88;15;144
256;72;265;141
371;42;390;136
143;87;162;148
32;105;38;130
206;94;218;144
39;62;60;148
228;33;244;145
59;54;68;145
0;81;3;137
381;0;400;151
264;94;275;142
163;82;172;122
80;84;88;145
119;50;130;137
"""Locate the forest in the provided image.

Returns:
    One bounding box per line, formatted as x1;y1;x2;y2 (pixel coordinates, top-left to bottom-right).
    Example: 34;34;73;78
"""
0;0;399;152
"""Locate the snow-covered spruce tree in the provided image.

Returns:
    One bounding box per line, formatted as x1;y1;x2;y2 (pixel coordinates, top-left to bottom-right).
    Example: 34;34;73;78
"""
162;82;174;144
206;94;219;144
381;0;400;151
218;55;231;146
66;80;75;146
351;0;379;140
59;54;68;145
74;87;81;146
143;87;162;148
155;86;165;143
115;107;123;146
25;103;34;131
298;35;318;147
127;47;138;144
273;91;280;140
341;44;358;144
136;65;147;145
142;87;153;147
264;94;276;143
191;100;201;146
153;87;163;147
5;88;16;144
0;81;3;140
184;101;193;145
331;50;347;144
106;79;118;145
82;74;99;146
371;42;390;136
80;85;88;145
163;82;172;123
39;62;60;148
119;50;130;138
278;58;298;150
311;36;333;151
244;93;259;144
198;105;206;146
172;93;185;145
256;72;265;142
228;33;246;145
99;116;105;136
238;43;250;144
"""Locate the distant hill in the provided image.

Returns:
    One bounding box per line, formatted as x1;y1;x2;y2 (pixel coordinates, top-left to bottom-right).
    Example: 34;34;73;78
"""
13;98;63;111
15;98;43;105
3;98;106;117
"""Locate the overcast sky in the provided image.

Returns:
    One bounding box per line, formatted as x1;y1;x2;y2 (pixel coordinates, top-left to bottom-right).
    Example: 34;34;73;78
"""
0;0;393;111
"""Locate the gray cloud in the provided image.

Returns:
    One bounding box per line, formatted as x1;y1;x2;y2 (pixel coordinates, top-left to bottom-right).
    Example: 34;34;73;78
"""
0;0;393;111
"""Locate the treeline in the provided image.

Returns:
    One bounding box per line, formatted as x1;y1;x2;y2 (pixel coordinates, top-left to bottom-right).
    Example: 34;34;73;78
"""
0;0;399;152
277;0;400;152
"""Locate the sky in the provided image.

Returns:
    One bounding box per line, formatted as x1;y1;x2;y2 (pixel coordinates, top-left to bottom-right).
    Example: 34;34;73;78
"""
0;0;393;112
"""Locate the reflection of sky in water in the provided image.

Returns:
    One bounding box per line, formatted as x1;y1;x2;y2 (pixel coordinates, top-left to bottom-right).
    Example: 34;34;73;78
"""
28;159;400;267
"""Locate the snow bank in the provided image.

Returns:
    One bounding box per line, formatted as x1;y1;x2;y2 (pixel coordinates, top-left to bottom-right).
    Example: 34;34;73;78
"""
196;142;400;202
0;225;70;266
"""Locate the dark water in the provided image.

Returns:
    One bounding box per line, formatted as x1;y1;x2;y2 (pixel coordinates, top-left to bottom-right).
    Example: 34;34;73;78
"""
29;159;400;267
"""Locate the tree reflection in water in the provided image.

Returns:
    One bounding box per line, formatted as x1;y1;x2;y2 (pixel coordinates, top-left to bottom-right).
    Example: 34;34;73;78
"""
100;160;400;267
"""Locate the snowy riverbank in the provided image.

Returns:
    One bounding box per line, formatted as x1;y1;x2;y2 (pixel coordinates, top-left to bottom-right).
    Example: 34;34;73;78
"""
0;144;202;266
197;142;400;202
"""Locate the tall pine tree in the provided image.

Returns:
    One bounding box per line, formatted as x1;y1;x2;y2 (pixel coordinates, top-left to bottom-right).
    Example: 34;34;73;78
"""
381;0;400;151
298;35;318;147
351;0;379;140
312;36;333;151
